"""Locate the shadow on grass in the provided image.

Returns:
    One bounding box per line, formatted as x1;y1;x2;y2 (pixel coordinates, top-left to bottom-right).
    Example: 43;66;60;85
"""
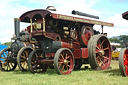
74;68;93;71
13;69;57;75
74;66;122;77
12;66;122;76
101;69;121;76
13;67;93;75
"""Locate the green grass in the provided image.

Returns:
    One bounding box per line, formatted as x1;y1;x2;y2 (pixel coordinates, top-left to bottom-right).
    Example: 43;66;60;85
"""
0;61;128;85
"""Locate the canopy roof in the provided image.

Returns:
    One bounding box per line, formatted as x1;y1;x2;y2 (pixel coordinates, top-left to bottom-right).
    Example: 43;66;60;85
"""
19;9;114;27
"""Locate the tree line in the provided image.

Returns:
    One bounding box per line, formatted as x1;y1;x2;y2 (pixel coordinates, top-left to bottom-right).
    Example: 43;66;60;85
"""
1;41;12;47
109;35;128;48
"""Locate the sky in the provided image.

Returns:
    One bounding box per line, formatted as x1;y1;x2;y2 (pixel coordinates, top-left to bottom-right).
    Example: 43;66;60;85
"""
0;0;128;43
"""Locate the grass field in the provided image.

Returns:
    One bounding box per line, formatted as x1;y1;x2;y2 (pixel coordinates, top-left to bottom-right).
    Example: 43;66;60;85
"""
0;61;128;85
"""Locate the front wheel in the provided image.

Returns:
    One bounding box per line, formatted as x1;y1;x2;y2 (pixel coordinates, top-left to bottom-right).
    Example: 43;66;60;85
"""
54;48;74;75
17;46;33;71
119;48;128;76
0;48;17;71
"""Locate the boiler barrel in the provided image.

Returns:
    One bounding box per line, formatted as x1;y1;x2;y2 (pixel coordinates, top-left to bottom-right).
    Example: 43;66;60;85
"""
72;10;99;19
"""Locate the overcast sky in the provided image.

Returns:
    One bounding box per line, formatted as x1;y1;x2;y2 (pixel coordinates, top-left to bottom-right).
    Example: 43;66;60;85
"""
0;0;128;43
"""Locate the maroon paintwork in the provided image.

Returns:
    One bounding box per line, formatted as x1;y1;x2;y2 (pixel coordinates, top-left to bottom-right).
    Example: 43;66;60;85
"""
19;8;113;75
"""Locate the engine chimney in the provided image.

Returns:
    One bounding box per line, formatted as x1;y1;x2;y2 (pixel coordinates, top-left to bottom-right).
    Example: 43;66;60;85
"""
72;10;99;19
14;18;20;39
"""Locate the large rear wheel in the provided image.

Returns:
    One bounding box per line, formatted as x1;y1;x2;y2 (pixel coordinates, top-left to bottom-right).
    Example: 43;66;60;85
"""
0;48;17;71
88;35;111;70
119;48;128;76
54;48;74;75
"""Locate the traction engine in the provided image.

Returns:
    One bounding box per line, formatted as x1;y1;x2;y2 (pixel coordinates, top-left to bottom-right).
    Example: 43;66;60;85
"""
0;6;114;75
0;18;37;71
119;11;128;76
22;6;113;75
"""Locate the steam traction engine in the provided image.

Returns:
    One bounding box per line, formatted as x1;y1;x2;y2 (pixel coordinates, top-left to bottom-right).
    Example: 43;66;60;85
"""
1;6;113;74
18;7;114;75
119;11;128;76
0;18;37;71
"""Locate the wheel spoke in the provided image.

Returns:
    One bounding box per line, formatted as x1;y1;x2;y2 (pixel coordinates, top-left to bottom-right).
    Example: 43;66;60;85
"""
96;56;100;64
9;63;13;69
67;65;70;67
66;56;70;59
23;52;26;56
61;65;65;72
101;61;105;66
25;62;28;69
7;64;8;70
5;52;8;57
103;47;109;51
67;61;70;63
58;58;61;61
59;64;62;68
58;62;63;64
1;57;7;59
60;54;64;59
8;63;11;70
96;49;100;53
99;58;105;66
103;56;109;60
97;40;102;49
25;50;29;57
96;56;100;60
20;59;25;62
65;53;68;59
96;45;100;50
66;65;69;71
21;55;26;59
97;59;100;64
2;54;7;58
22;61;25;68
10;63;14;67
101;39;105;47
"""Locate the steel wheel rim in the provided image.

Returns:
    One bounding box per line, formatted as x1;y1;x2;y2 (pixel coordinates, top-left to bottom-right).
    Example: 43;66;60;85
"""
124;50;128;76
95;36;111;70
0;48;17;71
